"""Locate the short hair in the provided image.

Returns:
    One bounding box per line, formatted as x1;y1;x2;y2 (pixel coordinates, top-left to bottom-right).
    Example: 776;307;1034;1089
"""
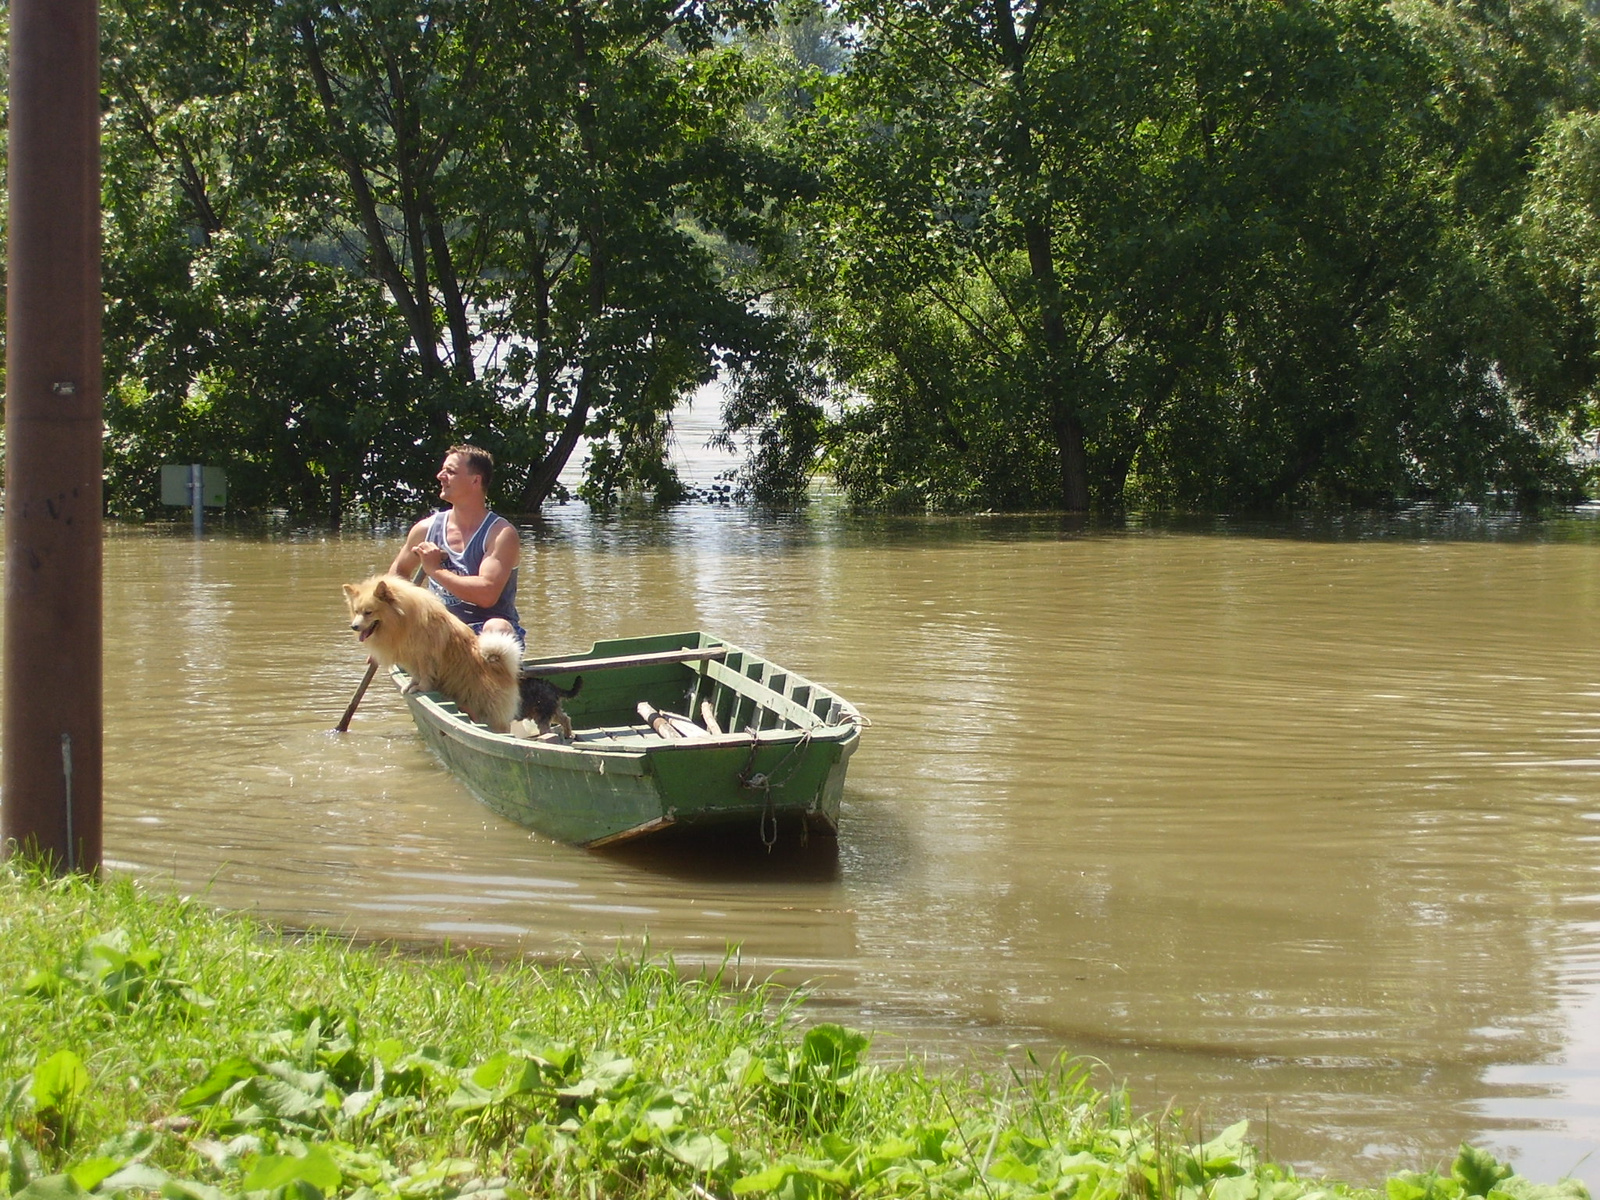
448;444;494;489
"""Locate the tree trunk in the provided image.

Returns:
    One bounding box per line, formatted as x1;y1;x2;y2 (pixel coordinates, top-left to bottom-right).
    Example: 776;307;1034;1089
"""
995;0;1089;512
297;17;443;383
517;366;590;509
515;2;608;512
426;201;475;382
1052;406;1090;513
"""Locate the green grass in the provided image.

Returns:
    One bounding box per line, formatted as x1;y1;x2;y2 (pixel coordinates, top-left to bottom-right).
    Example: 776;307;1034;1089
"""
0;865;1588;1200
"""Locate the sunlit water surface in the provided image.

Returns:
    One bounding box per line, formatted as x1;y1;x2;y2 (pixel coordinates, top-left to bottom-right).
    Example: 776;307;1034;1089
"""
14;487;1600;1188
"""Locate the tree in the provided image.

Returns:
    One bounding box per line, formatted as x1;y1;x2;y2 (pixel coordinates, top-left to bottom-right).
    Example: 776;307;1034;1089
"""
99;0;797;517
763;0;1600;511
101;0;438;519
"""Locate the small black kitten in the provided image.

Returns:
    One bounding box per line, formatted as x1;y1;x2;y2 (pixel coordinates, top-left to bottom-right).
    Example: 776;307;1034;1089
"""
518;675;583;739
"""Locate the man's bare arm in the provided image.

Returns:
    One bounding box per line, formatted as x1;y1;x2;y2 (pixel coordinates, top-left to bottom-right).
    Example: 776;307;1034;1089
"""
388;518;431;577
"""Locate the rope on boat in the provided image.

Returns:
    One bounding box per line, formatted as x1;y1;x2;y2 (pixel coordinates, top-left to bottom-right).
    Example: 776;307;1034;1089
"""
826;697;871;728
737;726;814;852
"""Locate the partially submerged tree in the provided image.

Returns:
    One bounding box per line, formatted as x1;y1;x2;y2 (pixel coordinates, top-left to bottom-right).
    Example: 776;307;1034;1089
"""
751;0;1600;511
95;0;1600;517
100;0;792;517
101;0;436;520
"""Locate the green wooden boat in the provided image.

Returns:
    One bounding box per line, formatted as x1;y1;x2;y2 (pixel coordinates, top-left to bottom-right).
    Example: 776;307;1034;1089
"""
389;631;864;848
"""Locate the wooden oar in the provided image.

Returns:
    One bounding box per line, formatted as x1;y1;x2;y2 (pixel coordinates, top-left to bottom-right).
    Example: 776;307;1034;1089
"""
335;658;382;733
334;566;424;733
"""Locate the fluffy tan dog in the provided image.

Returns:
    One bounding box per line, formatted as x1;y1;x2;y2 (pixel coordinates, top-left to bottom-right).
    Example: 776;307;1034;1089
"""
342;574;521;733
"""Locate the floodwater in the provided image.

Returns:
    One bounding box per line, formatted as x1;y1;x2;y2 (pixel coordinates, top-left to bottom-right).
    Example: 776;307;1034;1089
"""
25;481;1600;1189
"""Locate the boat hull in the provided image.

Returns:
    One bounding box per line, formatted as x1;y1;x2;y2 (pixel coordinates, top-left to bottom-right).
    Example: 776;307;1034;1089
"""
393;632;861;847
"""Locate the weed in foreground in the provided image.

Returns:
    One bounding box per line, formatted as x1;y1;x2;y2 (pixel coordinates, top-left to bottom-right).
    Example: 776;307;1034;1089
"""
0;866;1591;1200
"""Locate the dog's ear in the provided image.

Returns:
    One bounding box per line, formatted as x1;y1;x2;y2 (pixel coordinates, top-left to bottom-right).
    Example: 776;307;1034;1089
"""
373;579;392;601
342;583;359;600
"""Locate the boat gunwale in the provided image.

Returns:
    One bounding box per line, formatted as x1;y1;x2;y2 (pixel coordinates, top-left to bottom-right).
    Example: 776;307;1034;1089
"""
388;632;863;761
397;679;860;759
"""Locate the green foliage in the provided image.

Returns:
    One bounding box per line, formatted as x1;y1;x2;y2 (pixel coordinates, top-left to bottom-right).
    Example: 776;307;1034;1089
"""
1384;1145;1590;1200
19;0;1597;517
96;0;800;518
25;1053;90;1160
24;929;214;1018
728;1022;872;1134
714;313;833;506
75;0;1600;516
98;0;442;520
747;0;1600;512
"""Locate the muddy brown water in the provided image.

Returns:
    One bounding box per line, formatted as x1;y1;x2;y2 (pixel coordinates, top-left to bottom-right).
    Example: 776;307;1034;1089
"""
17;499;1600;1188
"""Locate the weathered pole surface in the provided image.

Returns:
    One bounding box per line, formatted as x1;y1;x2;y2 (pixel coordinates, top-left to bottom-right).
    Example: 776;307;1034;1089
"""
2;0;104;872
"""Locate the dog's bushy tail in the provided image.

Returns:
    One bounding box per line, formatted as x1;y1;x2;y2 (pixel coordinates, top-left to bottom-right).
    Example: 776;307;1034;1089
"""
478;630;523;673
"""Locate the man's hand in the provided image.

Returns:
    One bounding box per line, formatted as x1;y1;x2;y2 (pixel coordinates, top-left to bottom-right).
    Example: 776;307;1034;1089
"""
414;541;449;573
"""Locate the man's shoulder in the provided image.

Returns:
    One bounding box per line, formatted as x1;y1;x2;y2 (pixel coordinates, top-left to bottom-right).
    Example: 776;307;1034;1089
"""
406;511;444;537
484;514;520;552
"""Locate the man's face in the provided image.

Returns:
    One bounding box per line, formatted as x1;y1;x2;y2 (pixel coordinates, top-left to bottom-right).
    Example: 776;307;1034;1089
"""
437;453;479;502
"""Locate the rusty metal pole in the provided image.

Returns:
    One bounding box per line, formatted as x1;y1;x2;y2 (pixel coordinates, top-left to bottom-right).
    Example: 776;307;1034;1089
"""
2;0;103;873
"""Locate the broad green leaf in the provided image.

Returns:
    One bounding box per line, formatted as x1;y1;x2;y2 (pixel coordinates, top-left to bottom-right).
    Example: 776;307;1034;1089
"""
558;1055;634;1101
1212;1176;1261;1200
1195;1120;1252;1173
467;1052;518;1091
241;1145;342;1193
446;1076;495;1113
32;1051;90;1113
66;1158;123;1192
263;1062;329;1097
324;1145;393;1188
799;1025;868;1075
160;1179;227;1200
668;1132;730;1172
724;1048;766;1088
178;1057;256;1110
79;930;134;970
818;1133;855;1165
642;1101;685;1133
393;1158;477;1198
341;1088;378;1121
863;1135;915;1165
1454;1147;1514;1199
10;1135;40;1193
1391;1174;1464;1200
101;1162;172;1192
734;1159;852;1196
241;1074;327;1121
91;1130;157;1162
1488;1182;1592;1200
178;986;217;1011
733;1162;798;1194
988;1156;1040;1185
23;970;63;997
1390;1178;1433;1200
15;1175;91;1200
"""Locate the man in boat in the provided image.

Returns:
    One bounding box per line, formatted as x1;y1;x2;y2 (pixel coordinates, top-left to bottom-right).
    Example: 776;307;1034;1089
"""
390;445;526;646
